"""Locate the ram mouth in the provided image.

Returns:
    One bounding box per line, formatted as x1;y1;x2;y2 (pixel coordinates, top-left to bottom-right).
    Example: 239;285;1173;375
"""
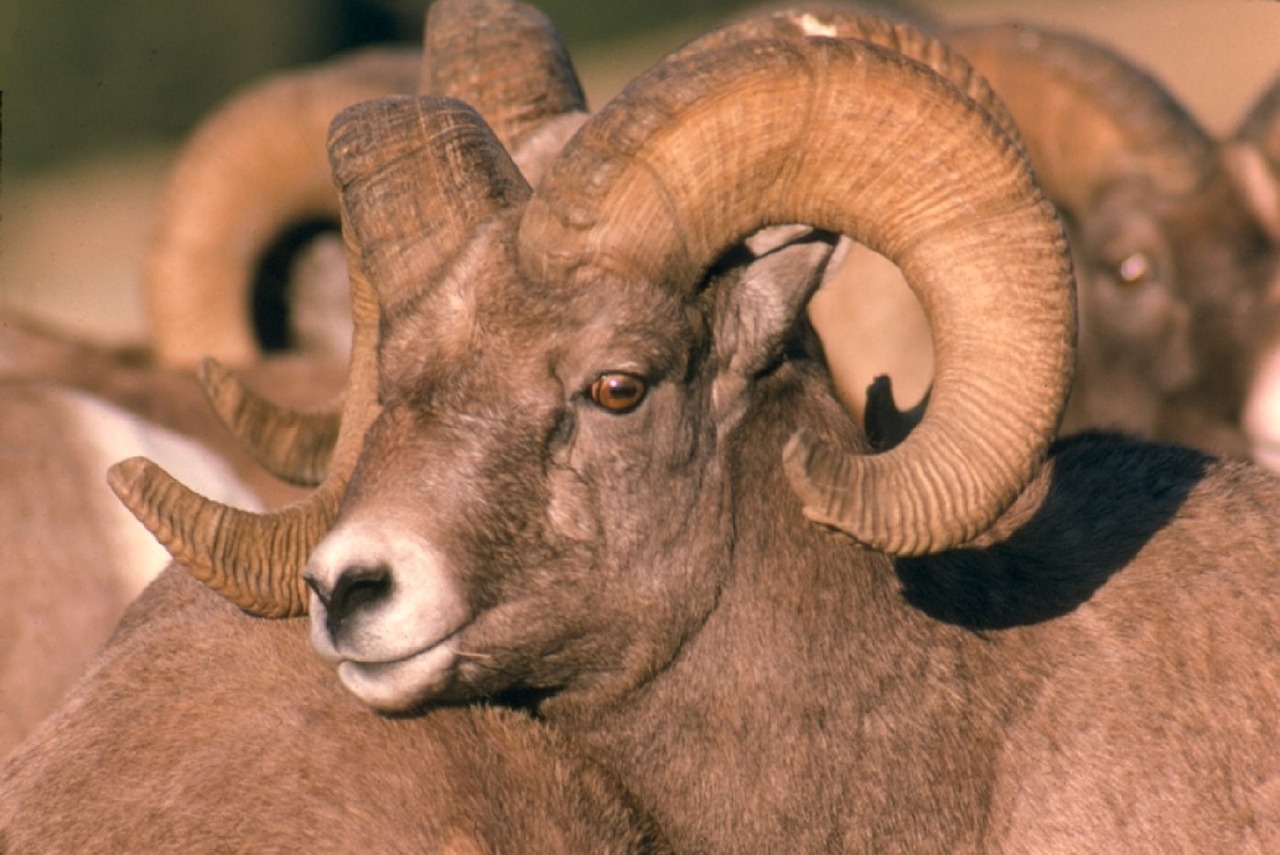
334;631;466;711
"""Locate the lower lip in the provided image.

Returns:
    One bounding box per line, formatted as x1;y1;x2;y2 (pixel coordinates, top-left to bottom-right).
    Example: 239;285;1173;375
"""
336;640;458;711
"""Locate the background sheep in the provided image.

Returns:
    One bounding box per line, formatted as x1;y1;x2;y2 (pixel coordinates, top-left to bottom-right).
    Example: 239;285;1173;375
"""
111;21;1280;852
0;379;260;756
810;13;1280;463
143;48;420;368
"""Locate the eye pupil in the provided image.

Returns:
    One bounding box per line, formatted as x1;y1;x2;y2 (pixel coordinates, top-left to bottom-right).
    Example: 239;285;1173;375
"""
590;373;647;412
1116;252;1151;285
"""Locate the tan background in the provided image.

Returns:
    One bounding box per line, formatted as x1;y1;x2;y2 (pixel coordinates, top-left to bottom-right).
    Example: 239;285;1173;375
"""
2;0;1277;347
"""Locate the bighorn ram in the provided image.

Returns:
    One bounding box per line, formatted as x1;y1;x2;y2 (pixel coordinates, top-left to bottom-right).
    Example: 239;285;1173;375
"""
0;380;259;757
812;15;1280;461
106;12;1280;853
0;2;666;847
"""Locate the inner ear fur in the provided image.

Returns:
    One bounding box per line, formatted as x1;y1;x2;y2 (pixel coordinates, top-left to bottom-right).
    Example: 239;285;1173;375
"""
712;228;839;373
1222;142;1280;243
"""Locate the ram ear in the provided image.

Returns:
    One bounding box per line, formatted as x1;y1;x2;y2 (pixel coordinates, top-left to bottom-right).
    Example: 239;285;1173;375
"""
710;226;839;422
1222;142;1280;243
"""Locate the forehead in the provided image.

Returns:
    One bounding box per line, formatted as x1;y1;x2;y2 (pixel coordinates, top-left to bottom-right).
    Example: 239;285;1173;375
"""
375;224;697;394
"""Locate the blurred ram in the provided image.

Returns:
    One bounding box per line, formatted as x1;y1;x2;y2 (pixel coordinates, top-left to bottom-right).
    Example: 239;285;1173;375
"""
810;15;1280;464
0;379;259;756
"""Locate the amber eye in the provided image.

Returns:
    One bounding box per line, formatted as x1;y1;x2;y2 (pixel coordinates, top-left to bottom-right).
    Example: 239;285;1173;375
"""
588;373;648;413
1115;251;1152;286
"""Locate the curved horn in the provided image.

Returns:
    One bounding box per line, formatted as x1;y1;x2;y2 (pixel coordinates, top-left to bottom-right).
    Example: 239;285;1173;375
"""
109;265;380;617
946;23;1217;214
198;358;340;487
674;5;1023;147
112;97;529;616
519;36;1075;555
333;97;532;314
201;0;588;480
423;0;588;180
147;48;421;368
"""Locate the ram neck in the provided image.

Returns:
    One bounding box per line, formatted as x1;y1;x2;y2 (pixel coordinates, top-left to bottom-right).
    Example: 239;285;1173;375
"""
542;365;1033;852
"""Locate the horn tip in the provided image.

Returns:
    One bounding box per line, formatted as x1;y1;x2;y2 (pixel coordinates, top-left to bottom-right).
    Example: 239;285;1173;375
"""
107;455;155;500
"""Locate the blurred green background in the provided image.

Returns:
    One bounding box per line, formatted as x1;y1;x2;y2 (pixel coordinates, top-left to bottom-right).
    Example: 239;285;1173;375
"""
2;0;822;180
6;0;1277;180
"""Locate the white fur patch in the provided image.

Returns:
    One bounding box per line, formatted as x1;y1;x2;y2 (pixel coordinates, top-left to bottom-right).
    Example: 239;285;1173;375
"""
57;388;262;597
1244;344;1280;472
799;14;840;38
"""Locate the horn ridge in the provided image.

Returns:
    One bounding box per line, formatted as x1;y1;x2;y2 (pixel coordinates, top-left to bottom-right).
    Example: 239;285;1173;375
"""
199;358;340;488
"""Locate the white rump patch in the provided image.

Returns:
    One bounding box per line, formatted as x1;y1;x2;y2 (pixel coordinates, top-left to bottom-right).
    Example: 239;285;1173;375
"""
58;389;262;597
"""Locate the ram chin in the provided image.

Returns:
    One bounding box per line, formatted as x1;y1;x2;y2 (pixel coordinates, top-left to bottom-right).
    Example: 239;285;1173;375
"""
335;642;458;712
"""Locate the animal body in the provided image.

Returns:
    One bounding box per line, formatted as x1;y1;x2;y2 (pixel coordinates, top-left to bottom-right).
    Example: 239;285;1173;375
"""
0;565;665;852
0;380;259;756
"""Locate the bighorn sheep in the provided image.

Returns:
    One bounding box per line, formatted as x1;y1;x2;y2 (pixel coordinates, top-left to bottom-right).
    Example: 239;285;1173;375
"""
0;379;259;757
107;13;1280;852
811;15;1280;462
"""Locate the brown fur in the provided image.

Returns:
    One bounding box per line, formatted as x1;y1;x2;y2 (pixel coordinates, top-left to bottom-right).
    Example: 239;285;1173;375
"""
0;382;140;754
0;567;666;853
0;378;266;757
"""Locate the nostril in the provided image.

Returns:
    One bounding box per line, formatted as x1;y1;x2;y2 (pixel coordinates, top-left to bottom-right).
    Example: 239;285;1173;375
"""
326;564;393;631
303;572;330;607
